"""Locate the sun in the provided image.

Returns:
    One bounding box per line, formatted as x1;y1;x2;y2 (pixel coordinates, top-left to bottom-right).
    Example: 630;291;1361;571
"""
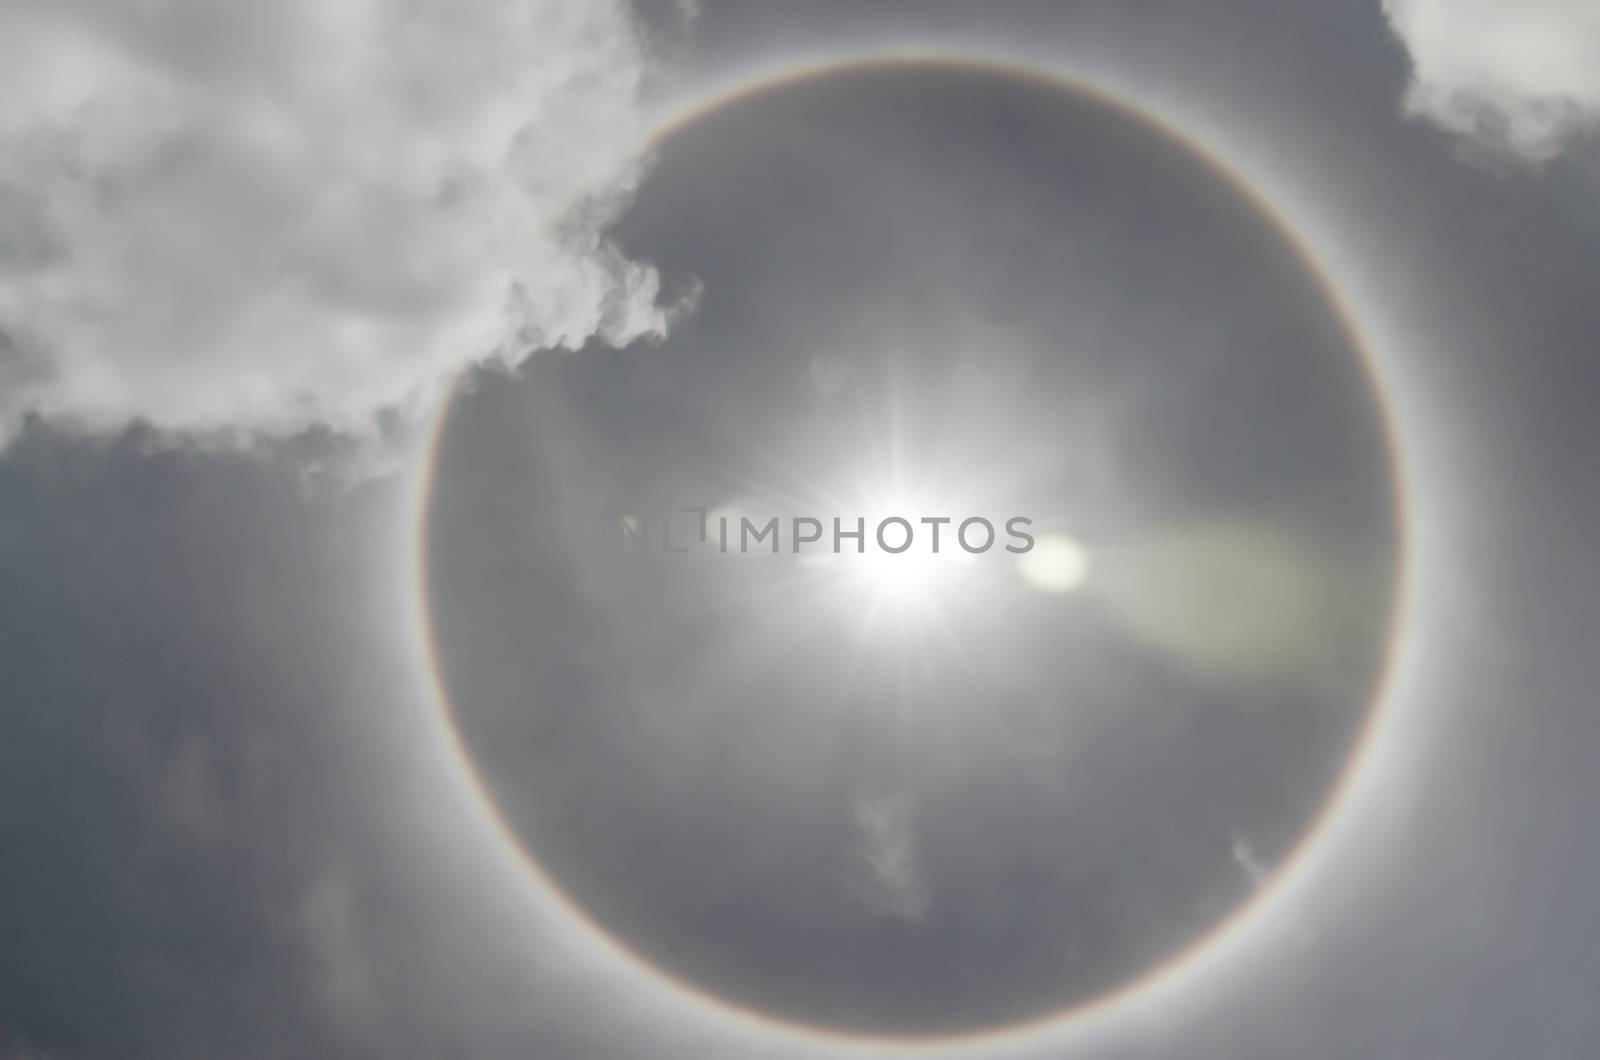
852;531;973;611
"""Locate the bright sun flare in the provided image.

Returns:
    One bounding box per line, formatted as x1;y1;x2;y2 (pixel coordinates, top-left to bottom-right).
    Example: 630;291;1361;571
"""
804;486;1091;630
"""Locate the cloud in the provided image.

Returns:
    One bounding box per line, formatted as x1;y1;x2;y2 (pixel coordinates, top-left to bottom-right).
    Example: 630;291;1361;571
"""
1383;0;1600;160
1230;832;1267;887
851;794;931;922
2;1041;61;1060
297;873;382;1039
0;0;674;443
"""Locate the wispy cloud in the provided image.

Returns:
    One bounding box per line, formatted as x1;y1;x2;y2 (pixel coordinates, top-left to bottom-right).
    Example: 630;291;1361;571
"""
852;794;931;922
0;0;674;444
1231;832;1268;888
1383;0;1600;160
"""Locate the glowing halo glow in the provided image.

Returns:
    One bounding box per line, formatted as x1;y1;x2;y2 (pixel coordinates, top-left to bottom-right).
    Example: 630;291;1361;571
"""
409;51;1416;1053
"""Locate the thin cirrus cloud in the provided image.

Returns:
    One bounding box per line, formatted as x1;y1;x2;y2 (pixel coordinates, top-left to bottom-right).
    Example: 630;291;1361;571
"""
0;0;675;444
1383;0;1600;160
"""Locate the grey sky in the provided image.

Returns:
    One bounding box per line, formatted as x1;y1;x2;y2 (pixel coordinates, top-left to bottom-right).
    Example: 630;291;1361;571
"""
3;2;1599;1058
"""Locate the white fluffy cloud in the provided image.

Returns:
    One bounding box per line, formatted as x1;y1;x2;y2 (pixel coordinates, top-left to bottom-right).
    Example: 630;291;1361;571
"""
1383;0;1600;159
0;0;673;441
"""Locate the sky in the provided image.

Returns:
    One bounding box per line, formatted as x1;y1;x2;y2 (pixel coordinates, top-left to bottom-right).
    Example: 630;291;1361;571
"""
3;2;1600;1058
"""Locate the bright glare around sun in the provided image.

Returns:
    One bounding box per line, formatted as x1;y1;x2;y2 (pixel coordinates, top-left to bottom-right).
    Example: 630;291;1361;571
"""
805;523;973;621
797;488;989;622
852;535;973;609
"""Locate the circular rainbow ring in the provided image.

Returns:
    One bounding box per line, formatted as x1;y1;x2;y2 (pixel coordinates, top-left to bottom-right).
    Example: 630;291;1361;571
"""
411;50;1417;1054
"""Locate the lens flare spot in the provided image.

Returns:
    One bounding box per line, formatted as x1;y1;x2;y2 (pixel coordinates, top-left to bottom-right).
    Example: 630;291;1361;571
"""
1017;533;1090;593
